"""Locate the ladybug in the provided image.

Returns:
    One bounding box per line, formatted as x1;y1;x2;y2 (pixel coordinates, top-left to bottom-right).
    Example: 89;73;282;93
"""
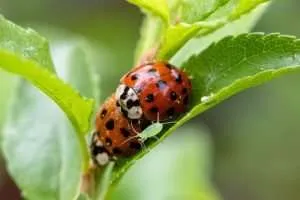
116;62;192;121
90;94;148;166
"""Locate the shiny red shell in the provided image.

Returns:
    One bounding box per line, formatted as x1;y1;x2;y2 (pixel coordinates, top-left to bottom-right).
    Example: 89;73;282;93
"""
120;62;192;121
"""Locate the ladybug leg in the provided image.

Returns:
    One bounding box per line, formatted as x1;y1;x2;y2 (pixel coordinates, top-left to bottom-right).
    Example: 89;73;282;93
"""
130;120;140;135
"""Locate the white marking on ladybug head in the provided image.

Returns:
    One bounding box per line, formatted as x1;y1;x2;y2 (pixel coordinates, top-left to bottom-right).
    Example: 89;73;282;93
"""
96;152;109;166
128;106;143;119
116;84;143;119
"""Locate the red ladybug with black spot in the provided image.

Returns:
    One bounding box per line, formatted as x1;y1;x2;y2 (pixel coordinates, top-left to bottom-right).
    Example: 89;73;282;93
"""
116;61;192;122
90;94;148;166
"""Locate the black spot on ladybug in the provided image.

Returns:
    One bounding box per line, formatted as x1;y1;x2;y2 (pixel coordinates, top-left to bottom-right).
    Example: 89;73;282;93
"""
147;68;157;75
126;99;140;109
175;74;182;84
182;88;188;95
170;91;177;101
116;101;120;107
100;109;107;118
92;145;107;156
126;99;134;109
150;106;159;113
120;86;129;100
156;80;167;90
105;119;115;130
145;94;154;103
183;96;189;105
133;100;140;107
120;128;130;138
112;147;122;155
167;107;175;118
121;107;129;118
165;63;173;69
131;74;138;81
105;137;112;146
129;142;141;150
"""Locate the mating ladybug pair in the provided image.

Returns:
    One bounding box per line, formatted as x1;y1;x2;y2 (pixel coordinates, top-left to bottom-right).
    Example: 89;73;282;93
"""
90;62;192;166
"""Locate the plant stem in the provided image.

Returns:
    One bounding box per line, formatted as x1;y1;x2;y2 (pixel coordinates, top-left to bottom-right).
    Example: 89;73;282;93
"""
94;161;116;200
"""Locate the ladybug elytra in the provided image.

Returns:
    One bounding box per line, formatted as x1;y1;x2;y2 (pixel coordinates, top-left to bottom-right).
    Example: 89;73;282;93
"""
116;62;192;122
90;94;148;166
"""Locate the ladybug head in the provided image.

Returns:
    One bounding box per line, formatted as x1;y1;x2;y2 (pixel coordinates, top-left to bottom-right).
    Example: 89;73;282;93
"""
116;84;143;119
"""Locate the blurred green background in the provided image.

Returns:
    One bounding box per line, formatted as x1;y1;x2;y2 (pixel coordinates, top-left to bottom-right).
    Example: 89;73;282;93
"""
0;0;300;200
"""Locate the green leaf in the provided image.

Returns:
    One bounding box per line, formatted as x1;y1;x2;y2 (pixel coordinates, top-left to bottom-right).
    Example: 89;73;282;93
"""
230;0;268;19
157;0;270;60
157;20;226;60
171;2;269;66
110;33;300;185
0;15;94;135
3;83;82;200
2;37;101;200
77;193;91;200
110;123;220;200
127;0;170;25
94;162;115;200
181;0;230;23
0;71;16;127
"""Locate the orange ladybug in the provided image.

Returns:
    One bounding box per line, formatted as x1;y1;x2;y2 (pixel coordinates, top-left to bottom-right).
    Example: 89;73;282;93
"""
90;94;148;166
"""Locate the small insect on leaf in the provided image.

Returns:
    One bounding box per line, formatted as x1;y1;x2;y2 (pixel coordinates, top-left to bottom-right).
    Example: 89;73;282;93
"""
139;122;164;142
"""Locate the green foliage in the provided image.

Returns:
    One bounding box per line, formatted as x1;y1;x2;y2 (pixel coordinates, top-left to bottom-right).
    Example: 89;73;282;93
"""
1;1;300;200
110;123;221;200
127;0;170;25
0;16;94;134
2;82;82;200
1;31;100;199
171;2;269;65
78;193;91;200
157;0;270;60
